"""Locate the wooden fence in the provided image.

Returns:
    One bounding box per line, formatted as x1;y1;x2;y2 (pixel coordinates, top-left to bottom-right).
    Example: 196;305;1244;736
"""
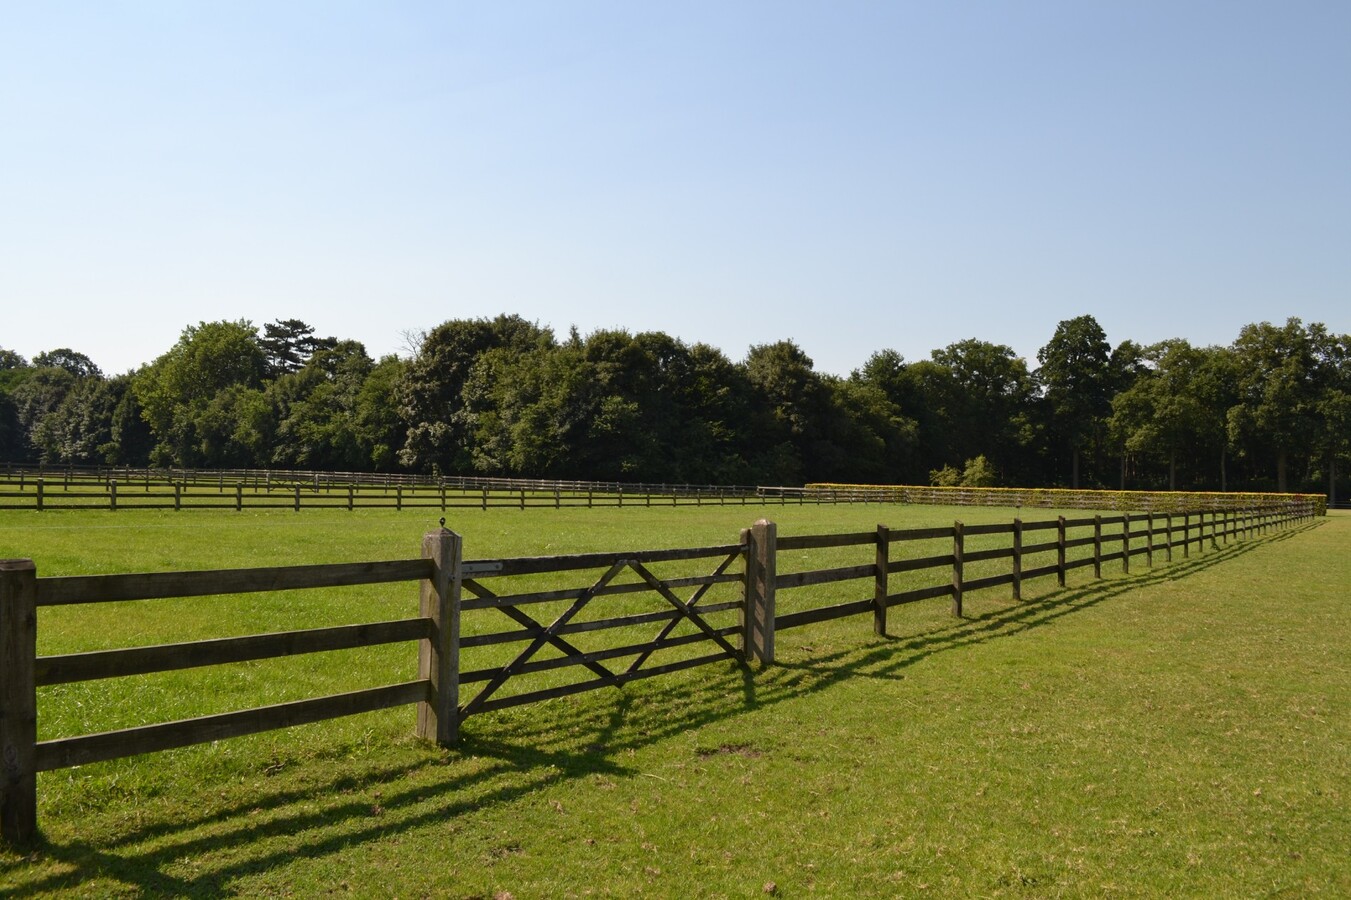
0;501;1316;843
0;469;862;512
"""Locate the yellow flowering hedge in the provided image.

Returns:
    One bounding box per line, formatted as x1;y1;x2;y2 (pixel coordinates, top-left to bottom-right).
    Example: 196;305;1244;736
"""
804;483;1328;517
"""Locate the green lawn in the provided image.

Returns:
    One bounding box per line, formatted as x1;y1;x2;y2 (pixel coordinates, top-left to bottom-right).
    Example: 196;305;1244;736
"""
1;506;1347;897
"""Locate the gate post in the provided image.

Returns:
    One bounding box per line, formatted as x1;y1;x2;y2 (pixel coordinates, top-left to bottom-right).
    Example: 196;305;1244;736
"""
417;529;462;746
0;560;38;845
741;519;776;663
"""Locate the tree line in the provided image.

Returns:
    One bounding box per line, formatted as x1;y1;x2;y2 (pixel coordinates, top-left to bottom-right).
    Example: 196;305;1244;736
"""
1;314;1346;497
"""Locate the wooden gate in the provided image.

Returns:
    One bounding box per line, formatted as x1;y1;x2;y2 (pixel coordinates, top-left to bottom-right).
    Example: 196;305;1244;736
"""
454;543;748;721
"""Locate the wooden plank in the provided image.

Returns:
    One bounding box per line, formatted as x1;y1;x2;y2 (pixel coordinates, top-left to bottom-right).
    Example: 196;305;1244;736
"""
886;583;955;606
1021;563;1061;581
464;651;733;717
484;544;743;578
460;572;741;611
34;681;428;772
1065;535;1097;549
962;523;1014;536
773;599;875;631
1020;520;1060;532
776;532;875;551
35;618;431;685
1065;556;1097;571
36;559;433;606
774;563;875;590
963;546;1015;564
964;572;1015;593
460;627;738;683
885;526;953;541
887;554;955;574
1021;539;1061;555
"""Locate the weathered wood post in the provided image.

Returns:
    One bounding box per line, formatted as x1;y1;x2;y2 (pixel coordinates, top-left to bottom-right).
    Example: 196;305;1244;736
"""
237;484;244;512
1012;518;1023;601
110;480;118;512
952;521;964;617
35;480;43;512
874;524;889;636
1182;513;1190;558
0;559;38;845
741;519;776;663
1164;513;1173;562
417;529;462;746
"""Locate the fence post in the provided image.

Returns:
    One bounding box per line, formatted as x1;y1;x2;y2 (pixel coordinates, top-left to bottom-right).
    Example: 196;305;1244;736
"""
874;524;889;636
1165;513;1173;562
1093;515;1102;579
237;484;244;512
110;480;118;512
417;529;462;747
1012;518;1023;601
1122;513;1131;575
952;521;964;617
1056;516;1067;587
35;480;42;512
741;519;776;663
1182;513;1190;558
1146;512;1155;568
0;559;38;845
174;483;182;511
397;485;403;512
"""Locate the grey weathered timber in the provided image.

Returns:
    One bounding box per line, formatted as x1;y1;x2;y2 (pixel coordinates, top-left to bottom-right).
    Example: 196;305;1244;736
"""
742;519;776;662
1012;518;1023;600
417;529;461;747
0;560;37;845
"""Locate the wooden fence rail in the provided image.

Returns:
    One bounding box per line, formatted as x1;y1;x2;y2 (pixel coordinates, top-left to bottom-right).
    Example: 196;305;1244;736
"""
0;501;1315;844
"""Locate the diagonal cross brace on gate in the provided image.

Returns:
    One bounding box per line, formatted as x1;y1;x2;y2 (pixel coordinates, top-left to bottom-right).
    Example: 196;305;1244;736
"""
458;554;746;720
625;549;741;675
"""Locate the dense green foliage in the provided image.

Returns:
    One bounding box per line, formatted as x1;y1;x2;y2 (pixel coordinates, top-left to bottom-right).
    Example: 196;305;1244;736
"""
2;315;1347;496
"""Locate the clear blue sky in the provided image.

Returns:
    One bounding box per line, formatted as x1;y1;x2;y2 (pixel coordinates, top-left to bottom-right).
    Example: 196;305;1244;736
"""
3;1;1348;377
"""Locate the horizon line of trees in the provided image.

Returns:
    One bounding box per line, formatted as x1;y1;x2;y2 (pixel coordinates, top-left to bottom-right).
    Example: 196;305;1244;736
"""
1;314;1347;499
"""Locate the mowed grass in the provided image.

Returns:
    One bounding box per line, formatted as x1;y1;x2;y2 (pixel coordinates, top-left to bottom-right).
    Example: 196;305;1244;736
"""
0;505;1347;897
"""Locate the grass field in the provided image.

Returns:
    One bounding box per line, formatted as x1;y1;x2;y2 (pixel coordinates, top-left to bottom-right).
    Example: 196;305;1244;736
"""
1;505;1347;897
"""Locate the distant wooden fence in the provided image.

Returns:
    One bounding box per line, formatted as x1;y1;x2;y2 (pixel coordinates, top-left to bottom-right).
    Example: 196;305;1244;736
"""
0;501;1316;843
0;466;852;511
0;468;1327;515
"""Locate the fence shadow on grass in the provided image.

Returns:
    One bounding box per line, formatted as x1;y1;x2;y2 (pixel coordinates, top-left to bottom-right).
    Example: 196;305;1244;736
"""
0;522;1319;897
